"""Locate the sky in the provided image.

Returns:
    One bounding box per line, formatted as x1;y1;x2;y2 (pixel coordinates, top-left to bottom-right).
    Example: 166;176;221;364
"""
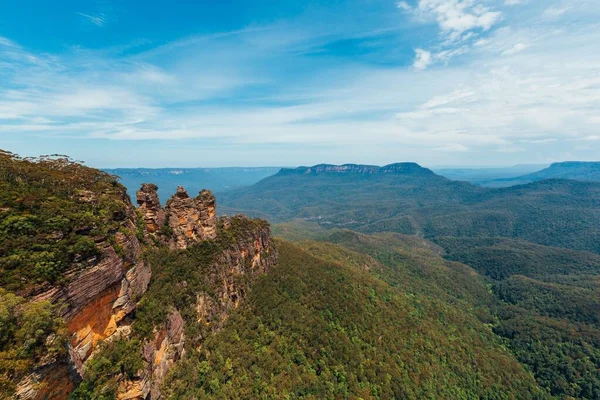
0;0;599;168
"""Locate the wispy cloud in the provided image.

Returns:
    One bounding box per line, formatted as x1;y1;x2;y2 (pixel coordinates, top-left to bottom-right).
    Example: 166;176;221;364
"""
417;0;502;41
1;0;600;166
77;12;107;27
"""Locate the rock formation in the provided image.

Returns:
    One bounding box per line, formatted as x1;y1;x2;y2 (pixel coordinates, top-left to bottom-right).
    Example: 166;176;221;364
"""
118;310;185;400
114;214;276;399
277;162;435;176
136;183;166;234
13;181;276;400
165;186;217;249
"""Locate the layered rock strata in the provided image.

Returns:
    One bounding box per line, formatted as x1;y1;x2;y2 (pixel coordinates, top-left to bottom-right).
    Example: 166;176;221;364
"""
17;186;151;399
197;216;276;332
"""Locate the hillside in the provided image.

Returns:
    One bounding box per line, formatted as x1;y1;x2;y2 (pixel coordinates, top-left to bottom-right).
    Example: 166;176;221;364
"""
105;167;281;203
220;163;600;253
486;161;600;187
275;225;600;398
160;239;547;399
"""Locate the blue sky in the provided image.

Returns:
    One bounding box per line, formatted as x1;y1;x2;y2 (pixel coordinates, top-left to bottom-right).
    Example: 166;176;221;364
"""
1;0;599;167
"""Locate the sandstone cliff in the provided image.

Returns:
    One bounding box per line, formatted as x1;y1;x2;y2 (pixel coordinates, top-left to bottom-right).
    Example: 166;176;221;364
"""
6;166;277;400
197;216;275;333
114;213;277;399
16;181;151;399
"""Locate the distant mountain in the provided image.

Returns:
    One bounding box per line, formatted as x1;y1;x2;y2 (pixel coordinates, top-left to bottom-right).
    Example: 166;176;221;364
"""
280;162;436;176
434;164;548;185
486;161;600;187
220;162;482;224
104;167;281;203
220;163;600;253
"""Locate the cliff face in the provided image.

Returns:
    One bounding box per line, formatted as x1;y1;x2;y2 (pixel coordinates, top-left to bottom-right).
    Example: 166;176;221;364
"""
197;216;276;333
3;159;277;400
114;214;277;400
118;310;185;400
16;183;151;399
165;186;217;249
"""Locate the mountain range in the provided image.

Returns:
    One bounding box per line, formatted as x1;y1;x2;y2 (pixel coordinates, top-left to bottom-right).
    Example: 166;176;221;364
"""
106;162;600;204
2;153;600;399
220;162;600;253
483;161;600;187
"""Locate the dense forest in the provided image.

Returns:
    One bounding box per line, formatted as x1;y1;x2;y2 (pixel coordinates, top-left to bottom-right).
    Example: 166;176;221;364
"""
161;240;546;399
275;225;600;398
0;151;132;395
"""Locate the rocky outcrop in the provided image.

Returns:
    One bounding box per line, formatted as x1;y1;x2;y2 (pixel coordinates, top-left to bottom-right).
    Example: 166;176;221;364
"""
66;231;151;376
117;216;277;399
14;181;276;400
15;362;77;400
165;186;217;249
136;183;166;234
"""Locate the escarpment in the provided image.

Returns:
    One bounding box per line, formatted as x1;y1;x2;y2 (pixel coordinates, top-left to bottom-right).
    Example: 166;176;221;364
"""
197;215;276;332
2;152;277;400
14;174;152;399
109;188;276;400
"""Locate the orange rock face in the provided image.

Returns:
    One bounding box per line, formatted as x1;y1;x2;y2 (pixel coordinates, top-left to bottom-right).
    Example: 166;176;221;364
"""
14;182;276;400
68;283;121;366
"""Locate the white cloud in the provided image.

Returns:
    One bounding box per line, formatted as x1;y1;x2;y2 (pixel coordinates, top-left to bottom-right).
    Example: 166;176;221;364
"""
1;0;600;166
0;36;18;48
413;49;433;70
502;42;528;55
416;0;502;41
412;46;469;70
402;1;511;69
77;12;107;27
397;1;412;11
542;6;569;19
435;143;470;152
